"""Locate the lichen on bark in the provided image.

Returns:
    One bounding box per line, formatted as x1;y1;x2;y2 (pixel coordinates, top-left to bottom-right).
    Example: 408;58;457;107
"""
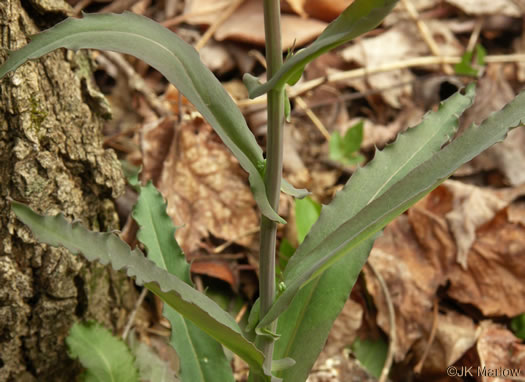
0;1;136;381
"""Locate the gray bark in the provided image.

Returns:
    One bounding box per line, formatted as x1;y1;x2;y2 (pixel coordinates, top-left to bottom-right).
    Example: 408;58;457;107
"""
0;1;136;380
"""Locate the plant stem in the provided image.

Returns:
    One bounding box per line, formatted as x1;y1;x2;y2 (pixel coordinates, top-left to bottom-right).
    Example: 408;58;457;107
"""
256;0;284;376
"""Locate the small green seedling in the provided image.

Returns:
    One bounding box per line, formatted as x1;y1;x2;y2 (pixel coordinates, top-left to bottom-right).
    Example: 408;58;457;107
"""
67;321;179;382
67;321;140;382
329;121;365;166
4;0;525;381
454;43;487;77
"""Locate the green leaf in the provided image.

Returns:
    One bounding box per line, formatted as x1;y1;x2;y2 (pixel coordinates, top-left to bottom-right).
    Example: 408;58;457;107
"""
271;87;476;380
329;121;365;165
128;333;180;382
66;321;140;382
295;197;321;244
476;43;487;66
10;201;272;380
163;310;235;382
0;12;283;224
454;50;477;76
257;85;496;327
342;121;364;155
274;239;374;382
511;314;525;340
277;238;296;276
244;0;399;98
133;182;190;284
264;87;525;327
281;178;309;199
132;183;234;382
454;44;486;77
351;338;388;378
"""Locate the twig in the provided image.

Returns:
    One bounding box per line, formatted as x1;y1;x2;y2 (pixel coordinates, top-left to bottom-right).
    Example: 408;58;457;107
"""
401;0;454;75
413;299;439;374
213;227;260;254
122;287;148;341
162;4;230;28
100;0;140;13
367;262;396;382
194;0;245;51
466;18;484;53
235;53;525;109
235;303;248;323
294;96;331;140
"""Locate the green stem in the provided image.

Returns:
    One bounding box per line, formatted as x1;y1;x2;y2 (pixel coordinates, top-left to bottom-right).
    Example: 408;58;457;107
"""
255;0;284;377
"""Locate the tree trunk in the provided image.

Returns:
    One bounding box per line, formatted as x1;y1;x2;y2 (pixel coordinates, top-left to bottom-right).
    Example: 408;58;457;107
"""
0;1;136;381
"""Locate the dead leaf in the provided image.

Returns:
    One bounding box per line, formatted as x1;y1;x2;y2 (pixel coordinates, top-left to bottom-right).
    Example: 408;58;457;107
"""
283;124;311;189
183;0;231;25
141;117;175;183
199;40;235;75
359;105;425;150
341;20;462;108
456;66;525;186
444;0;522;17
216;0;327;50
446;207;525;316
308;354;377;382
285;0;307;17
383;0;440;25
364;180;525;365
184;0;327;50
191;260;237;290
303;0;355;22
411;309;480;373
476;321;525;382
365;216;443;362
157;116;259;254
444;181;508;268
321;298;363;361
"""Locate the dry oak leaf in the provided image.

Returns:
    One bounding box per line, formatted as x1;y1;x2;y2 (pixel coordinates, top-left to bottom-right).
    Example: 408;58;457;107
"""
476;321;525;382
411;309;480;374
444;180;508;268
157;116;258;254
184;0;327;51
191;260;237;290
140;117;175;183
365;180;525;364
365;215;446;362
286;0;355;22
446;206;525;317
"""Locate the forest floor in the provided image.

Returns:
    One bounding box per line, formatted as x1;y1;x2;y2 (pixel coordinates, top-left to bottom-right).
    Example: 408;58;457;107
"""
65;0;525;380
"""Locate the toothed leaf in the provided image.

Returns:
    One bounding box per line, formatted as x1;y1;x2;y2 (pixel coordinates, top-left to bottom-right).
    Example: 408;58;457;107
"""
132;183;234;382
11;201;271;379
258;85;525;329
66;321;140;382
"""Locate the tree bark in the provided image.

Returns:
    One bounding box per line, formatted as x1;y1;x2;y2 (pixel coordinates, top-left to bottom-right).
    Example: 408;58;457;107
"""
0;1;136;381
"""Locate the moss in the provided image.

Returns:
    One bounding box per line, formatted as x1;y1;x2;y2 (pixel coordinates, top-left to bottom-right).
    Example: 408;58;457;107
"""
29;94;47;137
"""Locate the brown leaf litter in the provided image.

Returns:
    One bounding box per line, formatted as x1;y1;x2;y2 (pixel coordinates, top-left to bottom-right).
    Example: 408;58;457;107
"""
364;180;525;374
